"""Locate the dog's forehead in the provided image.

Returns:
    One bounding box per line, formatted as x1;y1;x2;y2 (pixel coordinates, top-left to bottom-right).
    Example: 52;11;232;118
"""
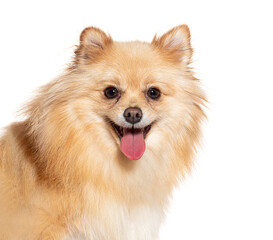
101;42;165;87
89;41;180;92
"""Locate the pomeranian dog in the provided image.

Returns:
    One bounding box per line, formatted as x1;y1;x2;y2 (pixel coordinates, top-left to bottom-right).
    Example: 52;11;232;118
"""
0;25;206;239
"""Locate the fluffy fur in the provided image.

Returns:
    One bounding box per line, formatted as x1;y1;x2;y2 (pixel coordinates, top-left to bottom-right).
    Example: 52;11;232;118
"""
0;25;206;239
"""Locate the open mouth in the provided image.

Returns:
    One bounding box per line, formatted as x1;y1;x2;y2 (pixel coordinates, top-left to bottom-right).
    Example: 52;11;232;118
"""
110;122;152;140
109;121;152;160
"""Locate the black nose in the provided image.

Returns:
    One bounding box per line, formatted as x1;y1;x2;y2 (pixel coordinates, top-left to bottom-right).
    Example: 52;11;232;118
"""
123;107;143;124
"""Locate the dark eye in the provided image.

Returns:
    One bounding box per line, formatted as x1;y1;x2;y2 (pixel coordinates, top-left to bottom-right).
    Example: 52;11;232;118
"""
147;88;161;100
104;87;119;99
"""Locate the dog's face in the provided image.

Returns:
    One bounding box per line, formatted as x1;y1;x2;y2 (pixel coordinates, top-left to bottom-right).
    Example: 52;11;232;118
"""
65;26;205;162
83;41;182;161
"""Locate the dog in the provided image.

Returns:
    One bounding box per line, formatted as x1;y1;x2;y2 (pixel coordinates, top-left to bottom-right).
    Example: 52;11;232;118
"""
0;25;206;239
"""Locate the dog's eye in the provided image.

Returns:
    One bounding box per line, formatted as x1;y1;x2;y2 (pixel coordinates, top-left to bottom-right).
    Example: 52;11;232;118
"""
104;87;119;99
147;88;161;100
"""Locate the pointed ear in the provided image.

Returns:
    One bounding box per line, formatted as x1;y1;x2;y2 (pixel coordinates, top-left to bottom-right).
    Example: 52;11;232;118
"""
74;27;113;65
152;25;192;65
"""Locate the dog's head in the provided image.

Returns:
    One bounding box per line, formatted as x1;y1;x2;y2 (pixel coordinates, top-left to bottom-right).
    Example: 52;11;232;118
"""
68;25;205;161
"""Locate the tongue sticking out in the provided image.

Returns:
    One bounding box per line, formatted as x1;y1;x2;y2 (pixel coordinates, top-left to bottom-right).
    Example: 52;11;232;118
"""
120;128;145;160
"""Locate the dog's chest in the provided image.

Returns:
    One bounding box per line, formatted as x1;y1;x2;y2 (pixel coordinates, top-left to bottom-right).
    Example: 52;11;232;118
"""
64;204;163;240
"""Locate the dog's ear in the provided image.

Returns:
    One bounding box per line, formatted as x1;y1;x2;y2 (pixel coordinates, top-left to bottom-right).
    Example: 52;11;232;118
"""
74;27;113;66
152;25;192;65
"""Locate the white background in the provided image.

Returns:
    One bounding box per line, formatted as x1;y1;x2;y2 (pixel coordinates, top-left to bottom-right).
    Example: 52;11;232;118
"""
0;1;272;239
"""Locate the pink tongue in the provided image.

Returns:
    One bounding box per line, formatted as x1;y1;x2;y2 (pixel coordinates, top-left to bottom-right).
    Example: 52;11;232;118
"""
120;128;145;160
